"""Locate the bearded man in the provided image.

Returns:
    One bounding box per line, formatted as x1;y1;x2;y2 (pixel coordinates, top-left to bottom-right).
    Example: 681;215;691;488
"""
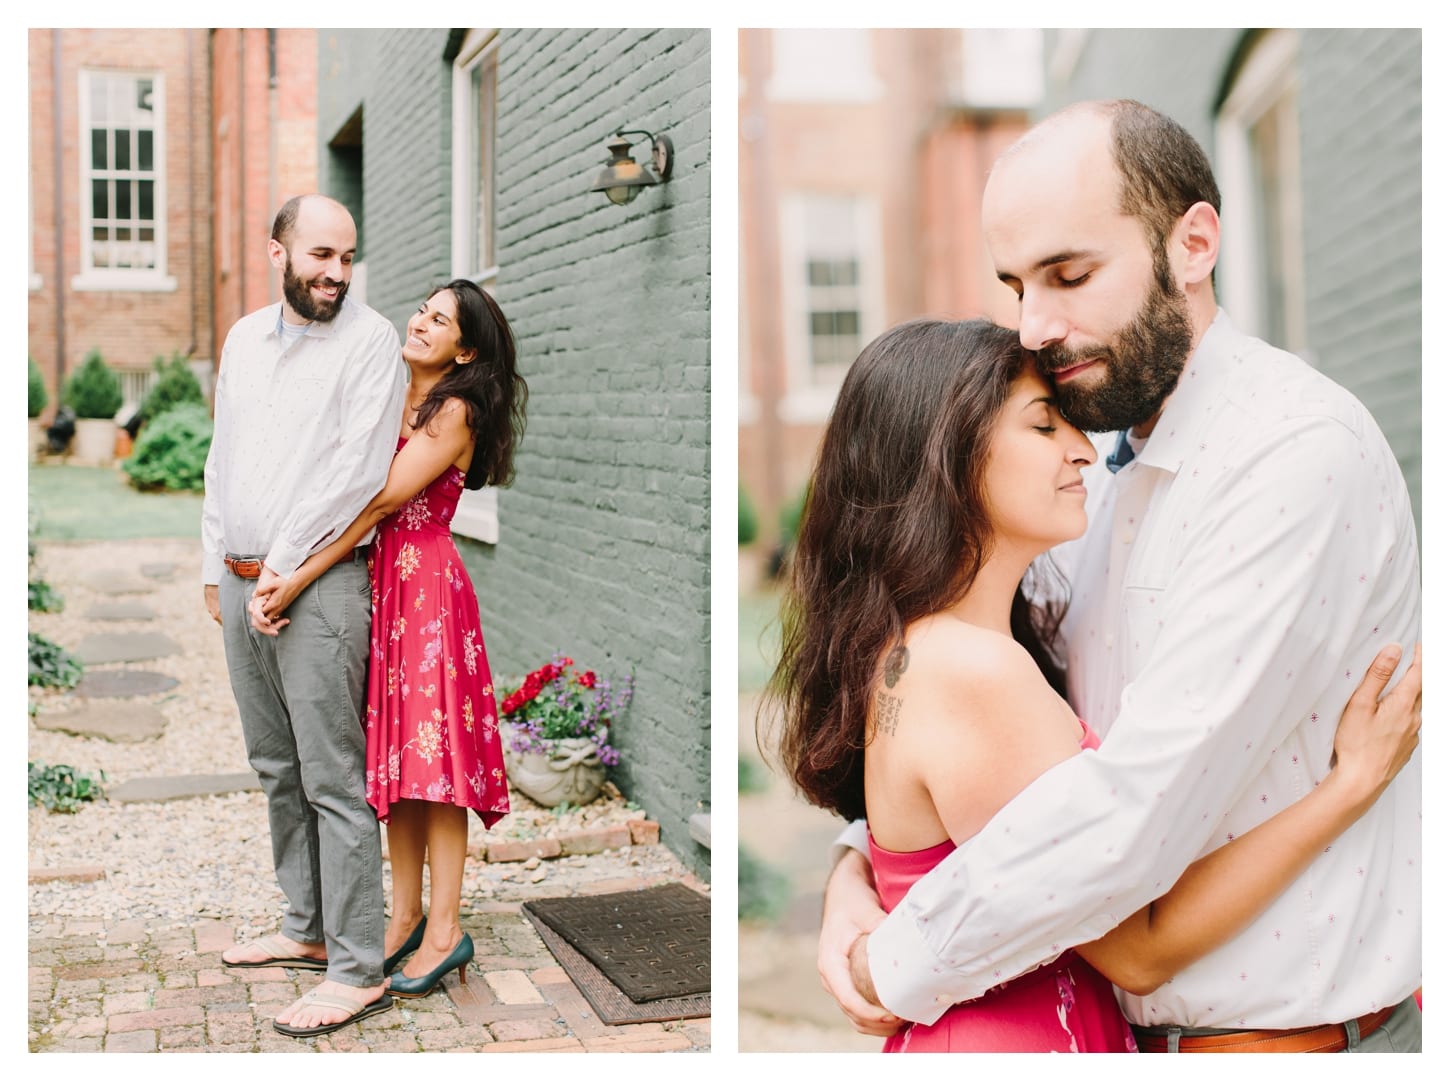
201;194;407;1037
818;100;1422;1053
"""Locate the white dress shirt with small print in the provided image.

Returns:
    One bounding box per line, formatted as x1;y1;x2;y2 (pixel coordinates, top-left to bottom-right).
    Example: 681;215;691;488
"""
201;297;408;584
855;309;1421;1030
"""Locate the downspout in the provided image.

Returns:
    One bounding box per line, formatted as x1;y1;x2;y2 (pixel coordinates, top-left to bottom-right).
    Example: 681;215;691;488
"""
51;29;65;393
186;27;197;357
237;30;246;320
268;28;277;229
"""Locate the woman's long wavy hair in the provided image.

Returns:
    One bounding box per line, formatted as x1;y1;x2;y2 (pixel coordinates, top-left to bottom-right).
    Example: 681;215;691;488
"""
412;279;528;490
761;318;1068;822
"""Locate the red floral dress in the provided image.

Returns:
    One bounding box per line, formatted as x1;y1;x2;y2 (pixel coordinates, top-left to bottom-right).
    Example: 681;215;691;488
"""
363;440;510;827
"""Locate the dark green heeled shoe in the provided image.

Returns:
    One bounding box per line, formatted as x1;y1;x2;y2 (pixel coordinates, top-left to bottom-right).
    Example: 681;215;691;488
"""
388;933;474;998
384;916;427;976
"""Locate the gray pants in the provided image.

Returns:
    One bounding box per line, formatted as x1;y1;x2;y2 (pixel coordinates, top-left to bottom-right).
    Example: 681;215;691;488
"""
219;553;383;987
1132;993;1421;1053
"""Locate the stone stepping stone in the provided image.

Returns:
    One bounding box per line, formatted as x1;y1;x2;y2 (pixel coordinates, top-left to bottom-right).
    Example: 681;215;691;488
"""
33;701;167;743
73;669;179;698
107;772;260;804
29;865;106;885
84;576;155;596
140;563;176;579
73;632;181;665
83;601;158;622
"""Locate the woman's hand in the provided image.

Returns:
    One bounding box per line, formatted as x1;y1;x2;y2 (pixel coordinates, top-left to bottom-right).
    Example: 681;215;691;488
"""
1326;642;1422;810
250;568;302;636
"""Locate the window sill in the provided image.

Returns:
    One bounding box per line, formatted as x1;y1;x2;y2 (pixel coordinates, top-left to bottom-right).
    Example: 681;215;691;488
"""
450;487;499;544
71;272;178;293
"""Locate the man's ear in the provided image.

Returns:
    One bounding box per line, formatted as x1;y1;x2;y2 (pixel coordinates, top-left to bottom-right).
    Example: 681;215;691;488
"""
267;238;287;271
1173;201;1219;288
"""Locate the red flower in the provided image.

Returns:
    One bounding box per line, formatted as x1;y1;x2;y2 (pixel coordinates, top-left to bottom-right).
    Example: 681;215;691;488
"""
577;671;597;689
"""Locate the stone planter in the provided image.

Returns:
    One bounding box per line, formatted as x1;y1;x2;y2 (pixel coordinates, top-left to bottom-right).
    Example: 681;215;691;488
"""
29;418;46;463
503;724;608;808
71;418;116;466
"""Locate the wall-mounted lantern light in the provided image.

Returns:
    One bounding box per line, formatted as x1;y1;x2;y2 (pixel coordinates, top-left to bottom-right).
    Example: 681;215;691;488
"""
588;130;673;205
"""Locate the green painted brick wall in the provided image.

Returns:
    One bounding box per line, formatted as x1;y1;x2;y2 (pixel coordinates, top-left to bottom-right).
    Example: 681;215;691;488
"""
317;28;712;878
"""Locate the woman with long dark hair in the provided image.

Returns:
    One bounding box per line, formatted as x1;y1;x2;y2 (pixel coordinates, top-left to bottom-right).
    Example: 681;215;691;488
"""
253;279;527;1017
763;318;1419;1051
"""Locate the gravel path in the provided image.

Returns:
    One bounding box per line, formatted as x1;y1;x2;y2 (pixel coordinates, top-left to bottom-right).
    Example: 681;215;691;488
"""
28;537;689;937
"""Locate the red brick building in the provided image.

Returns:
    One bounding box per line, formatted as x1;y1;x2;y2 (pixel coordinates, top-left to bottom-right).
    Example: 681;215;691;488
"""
28;28;319;424
28;28;214;421
209;29;318;359
738;29;1037;563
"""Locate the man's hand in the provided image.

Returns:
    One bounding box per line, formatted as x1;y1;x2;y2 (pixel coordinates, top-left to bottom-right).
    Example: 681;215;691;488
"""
249;566;292;636
204;584;221;625
818;848;901;1036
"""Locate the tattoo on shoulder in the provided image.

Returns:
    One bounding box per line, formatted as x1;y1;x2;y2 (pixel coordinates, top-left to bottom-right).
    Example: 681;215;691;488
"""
884;645;909;688
875;690;902;737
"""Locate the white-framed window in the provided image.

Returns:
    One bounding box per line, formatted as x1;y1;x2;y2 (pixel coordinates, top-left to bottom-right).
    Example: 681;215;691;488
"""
959;29;1045;108
450;28;501;543
452;28;499;287
72;69;176;292
1215;29;1308;357
767;29;883;104
778;192;884;423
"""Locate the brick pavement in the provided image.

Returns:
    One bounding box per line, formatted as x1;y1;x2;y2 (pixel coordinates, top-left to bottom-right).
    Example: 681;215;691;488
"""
30;884;711;1053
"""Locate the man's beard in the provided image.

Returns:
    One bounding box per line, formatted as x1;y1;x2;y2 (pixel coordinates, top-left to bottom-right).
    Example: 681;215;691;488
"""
281;255;348;323
1038;254;1194;433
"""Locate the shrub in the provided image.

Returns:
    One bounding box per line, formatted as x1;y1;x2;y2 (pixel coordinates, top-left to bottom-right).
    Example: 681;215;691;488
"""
778;481;810;551
63;349;123;419
29;762;106;813
138;352;205;425
738;483;758;545
122;402;213;491
29;357;48;418
29;579;64;612
738;843;791;922
29;633;82;689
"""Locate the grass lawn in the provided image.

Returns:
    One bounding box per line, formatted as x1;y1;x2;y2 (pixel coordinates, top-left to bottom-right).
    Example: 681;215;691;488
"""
28;463;204;541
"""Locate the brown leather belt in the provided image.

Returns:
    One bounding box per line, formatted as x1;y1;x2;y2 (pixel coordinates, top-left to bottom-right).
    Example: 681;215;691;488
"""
1135;1005;1395;1053
224;556;263;579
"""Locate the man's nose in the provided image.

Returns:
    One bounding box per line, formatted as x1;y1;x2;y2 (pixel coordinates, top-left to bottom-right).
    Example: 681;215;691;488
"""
1018;292;1067;352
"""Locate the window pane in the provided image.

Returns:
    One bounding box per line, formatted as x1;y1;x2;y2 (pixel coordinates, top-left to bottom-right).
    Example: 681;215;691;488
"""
115;128;131;171
91;129;107;170
807;260;832;286
116;180;132;220
138;180;153;222
92;225;110;267
138;129;153;171
136;78;154;116
835;310;859;336
471;48;497;273
92;179;108;220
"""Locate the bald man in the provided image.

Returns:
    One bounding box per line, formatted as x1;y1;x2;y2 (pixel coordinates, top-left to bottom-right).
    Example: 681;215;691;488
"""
818;101;1421;1053
202;194;408;1036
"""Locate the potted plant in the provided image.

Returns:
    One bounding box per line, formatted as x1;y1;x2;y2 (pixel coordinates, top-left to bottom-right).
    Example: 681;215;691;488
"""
62;349;123;465
28;356;48;463
500;655;633;808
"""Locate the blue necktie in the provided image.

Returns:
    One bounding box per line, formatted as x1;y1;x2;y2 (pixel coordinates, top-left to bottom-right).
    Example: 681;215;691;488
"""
1104;429;1136;474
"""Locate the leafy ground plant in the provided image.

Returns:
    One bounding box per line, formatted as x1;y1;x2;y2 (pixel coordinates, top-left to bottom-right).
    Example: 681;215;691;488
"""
29;633;82;689
738;843;791;923
29;762;105;813
29;579;64;612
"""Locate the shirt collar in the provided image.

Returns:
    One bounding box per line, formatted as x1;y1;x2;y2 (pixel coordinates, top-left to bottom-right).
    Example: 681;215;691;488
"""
1132;307;1242;475
268;298;347;339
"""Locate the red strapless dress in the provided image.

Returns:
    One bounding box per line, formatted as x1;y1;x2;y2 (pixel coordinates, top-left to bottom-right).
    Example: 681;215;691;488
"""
872;721;1138;1053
